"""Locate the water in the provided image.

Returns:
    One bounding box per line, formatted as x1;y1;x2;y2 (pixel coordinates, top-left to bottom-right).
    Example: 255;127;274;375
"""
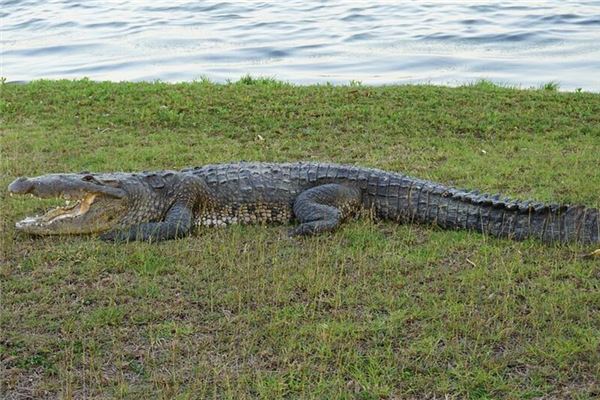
3;0;600;90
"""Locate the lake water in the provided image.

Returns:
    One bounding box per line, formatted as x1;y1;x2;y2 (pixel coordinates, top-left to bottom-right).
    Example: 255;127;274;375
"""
3;0;600;90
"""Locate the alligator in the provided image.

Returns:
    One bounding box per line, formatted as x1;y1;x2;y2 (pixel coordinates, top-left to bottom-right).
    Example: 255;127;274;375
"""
7;162;599;244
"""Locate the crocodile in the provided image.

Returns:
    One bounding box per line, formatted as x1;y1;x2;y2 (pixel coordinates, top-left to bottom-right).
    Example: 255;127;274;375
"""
7;162;599;244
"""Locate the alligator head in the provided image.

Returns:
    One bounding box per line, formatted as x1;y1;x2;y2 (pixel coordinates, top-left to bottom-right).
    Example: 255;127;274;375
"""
7;172;170;235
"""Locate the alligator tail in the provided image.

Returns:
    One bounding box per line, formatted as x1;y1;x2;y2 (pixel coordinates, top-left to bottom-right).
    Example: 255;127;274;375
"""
436;189;599;244
374;178;599;244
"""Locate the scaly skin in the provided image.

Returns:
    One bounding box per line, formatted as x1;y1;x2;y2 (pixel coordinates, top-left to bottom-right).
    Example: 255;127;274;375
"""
7;162;599;244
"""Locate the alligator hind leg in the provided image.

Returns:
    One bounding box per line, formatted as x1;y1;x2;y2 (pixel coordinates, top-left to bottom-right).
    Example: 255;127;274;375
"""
290;184;362;236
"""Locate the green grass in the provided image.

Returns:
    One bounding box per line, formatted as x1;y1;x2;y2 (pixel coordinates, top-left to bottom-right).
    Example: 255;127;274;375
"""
1;79;599;399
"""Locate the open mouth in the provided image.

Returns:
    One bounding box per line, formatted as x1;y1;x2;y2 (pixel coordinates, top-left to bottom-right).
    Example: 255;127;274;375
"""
8;173;128;235
13;193;97;229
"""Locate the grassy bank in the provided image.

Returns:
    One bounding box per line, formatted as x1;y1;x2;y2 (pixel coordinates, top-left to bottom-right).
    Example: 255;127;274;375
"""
1;79;599;399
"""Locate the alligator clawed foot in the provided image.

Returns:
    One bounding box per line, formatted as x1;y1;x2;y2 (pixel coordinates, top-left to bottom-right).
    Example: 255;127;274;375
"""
100;230;131;243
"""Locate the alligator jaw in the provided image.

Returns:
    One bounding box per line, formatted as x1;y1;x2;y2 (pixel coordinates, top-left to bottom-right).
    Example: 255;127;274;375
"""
7;175;125;200
14;193;98;233
7;173;131;235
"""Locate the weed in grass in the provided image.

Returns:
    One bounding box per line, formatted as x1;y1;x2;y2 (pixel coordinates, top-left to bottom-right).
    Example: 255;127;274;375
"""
542;81;560;91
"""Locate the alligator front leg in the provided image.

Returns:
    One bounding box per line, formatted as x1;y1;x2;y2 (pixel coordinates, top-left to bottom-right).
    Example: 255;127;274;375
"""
290;183;362;236
101;202;193;242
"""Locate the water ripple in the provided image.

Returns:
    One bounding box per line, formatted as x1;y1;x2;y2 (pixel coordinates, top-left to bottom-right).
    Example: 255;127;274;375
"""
4;43;103;57
3;0;600;90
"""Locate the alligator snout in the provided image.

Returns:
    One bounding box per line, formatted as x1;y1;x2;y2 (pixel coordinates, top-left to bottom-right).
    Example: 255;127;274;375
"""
8;177;33;194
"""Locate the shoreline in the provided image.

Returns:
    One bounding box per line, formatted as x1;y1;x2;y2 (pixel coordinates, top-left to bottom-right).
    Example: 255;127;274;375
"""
2;76;596;93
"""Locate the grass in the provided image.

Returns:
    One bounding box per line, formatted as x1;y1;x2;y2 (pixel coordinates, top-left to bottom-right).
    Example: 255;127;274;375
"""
1;78;599;399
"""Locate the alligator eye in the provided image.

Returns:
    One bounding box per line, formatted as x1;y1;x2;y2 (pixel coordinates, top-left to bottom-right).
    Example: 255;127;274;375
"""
82;175;104;185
